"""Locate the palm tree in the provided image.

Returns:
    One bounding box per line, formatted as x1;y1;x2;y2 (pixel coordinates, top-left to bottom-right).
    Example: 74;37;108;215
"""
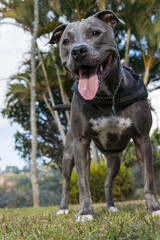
0;0;67;142
0;0;103;166
2;62;65;170
133;9;160;85
30;0;40;207
118;0;160;85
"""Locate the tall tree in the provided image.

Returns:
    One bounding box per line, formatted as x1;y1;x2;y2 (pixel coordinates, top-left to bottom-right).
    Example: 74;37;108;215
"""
134;10;160;85
1;0;160;172
118;0;160;84
30;0;40;207
1;62;65;170
0;0;67;143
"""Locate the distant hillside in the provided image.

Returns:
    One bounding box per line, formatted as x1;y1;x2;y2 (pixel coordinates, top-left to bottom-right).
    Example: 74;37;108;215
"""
0;166;62;208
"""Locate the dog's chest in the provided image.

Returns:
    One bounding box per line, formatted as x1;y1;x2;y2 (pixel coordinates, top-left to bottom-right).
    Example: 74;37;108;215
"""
89;116;132;148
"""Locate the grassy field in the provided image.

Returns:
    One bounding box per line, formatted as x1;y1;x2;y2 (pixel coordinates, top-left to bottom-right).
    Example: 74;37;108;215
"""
0;202;160;239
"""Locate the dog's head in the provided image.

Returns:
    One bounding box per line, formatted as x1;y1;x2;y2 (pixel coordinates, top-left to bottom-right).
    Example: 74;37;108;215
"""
49;10;124;100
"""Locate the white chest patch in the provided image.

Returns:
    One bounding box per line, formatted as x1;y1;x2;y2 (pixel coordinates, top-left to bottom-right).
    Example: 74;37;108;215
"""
90;116;132;148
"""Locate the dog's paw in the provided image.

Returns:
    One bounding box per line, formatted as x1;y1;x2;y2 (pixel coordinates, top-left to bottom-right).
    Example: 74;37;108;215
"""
108;206;118;212
57;209;69;215
151;210;160;217
76;215;93;222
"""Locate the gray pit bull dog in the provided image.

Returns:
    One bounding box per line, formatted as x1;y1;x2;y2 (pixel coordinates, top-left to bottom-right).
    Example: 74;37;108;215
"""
49;10;160;221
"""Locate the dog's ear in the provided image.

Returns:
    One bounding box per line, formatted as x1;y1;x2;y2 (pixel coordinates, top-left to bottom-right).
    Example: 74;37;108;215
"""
94;10;125;28
49;24;67;44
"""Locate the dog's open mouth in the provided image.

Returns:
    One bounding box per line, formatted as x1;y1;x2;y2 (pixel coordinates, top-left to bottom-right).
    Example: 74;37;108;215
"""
71;54;113;100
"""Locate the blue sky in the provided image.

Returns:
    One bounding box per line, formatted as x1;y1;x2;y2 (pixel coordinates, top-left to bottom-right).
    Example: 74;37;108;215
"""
0;18;160;172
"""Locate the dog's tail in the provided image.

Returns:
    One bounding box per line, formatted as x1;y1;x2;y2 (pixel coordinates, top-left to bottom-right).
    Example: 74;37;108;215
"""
53;104;71;111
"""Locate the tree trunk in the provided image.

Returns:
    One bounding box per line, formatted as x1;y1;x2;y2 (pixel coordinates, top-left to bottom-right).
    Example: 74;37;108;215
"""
91;141;99;167
43;94;66;145
37;47;66;145
55;64;70;125
49;46;70;125
143;65;150;85
97;0;106;10
124;27;131;66
30;0;40;207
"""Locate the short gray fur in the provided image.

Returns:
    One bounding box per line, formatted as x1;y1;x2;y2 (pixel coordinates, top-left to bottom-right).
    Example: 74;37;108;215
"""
49;10;160;219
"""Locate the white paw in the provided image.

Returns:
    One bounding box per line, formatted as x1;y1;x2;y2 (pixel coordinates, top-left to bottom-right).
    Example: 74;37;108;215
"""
57;209;69;215
108;206;118;212
76;215;93;222
151;210;160;217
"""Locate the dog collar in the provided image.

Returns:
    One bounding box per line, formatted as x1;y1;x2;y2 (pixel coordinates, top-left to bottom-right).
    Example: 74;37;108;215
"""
95;56;123;116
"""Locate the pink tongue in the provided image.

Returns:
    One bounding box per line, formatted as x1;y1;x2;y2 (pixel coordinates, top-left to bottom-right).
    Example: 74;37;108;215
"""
78;67;99;100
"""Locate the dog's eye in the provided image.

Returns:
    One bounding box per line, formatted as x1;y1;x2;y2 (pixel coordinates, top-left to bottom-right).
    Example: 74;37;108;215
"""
92;31;100;36
63;39;69;45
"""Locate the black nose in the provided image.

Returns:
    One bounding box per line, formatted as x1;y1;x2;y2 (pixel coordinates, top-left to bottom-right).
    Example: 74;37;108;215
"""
71;45;88;59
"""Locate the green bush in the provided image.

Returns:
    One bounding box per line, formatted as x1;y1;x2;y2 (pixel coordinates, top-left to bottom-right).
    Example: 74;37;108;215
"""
70;161;133;204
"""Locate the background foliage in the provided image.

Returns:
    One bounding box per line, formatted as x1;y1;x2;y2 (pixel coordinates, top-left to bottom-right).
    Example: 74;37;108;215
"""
70;161;133;204
0;166;62;208
1;0;160;169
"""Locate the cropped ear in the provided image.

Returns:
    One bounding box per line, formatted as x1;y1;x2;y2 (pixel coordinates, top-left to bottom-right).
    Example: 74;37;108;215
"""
94;10;125;28
49;24;67;44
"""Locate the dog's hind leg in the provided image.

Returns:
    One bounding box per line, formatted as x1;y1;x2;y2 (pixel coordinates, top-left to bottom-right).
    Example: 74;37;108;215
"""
105;155;121;212
134;135;160;216
57;130;74;215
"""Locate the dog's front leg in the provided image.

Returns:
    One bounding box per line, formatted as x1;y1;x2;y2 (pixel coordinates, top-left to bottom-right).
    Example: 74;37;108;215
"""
74;137;93;222
134;135;160;216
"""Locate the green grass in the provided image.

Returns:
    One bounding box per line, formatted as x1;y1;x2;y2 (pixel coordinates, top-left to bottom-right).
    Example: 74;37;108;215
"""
0;202;160;239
